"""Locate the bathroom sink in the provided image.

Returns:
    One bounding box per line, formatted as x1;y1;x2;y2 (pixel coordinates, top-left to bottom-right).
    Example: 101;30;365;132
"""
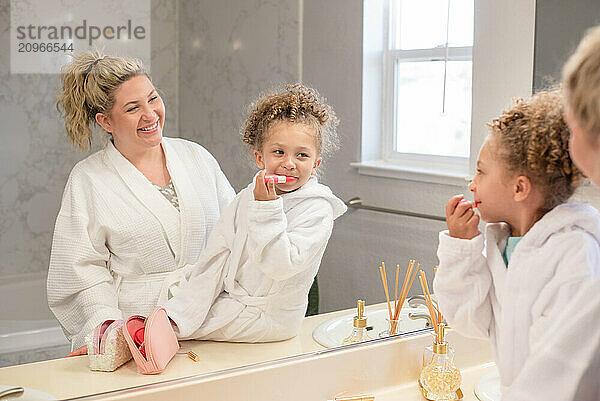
474;369;501;401
312;306;431;348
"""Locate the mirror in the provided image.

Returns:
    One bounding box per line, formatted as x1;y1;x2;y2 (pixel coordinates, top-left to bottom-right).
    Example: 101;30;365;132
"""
1;0;598;398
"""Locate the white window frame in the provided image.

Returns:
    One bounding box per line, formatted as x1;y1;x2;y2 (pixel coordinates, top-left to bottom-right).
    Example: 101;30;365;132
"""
354;0;536;187
382;0;472;175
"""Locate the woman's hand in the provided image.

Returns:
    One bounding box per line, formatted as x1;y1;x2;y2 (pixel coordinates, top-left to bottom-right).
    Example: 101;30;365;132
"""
254;170;278;201
66;345;88;357
445;194;480;239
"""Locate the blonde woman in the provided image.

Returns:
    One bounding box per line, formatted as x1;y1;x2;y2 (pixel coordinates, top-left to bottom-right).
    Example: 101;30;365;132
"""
48;51;235;352
503;26;600;401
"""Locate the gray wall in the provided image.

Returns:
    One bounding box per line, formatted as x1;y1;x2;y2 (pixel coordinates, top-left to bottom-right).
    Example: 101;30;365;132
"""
177;0;300;191
0;0;178;283
533;0;600;91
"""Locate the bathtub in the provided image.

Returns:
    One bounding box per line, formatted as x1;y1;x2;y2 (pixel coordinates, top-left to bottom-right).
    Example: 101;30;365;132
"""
0;273;69;364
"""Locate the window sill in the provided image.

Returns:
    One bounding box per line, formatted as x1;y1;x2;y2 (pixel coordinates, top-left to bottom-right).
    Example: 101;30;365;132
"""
351;160;469;187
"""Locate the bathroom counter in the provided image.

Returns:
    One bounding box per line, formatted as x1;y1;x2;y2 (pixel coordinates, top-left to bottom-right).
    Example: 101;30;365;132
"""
0;305;359;399
373;362;498;401
0;304;495;400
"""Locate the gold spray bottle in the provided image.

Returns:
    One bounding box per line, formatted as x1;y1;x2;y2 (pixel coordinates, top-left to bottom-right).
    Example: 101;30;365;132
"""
419;323;462;400
341;300;372;345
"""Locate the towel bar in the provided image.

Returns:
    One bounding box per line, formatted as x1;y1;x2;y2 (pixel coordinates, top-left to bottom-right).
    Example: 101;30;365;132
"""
345;197;446;222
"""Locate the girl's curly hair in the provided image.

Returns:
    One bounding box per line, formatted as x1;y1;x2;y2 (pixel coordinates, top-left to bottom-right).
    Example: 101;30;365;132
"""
242;83;339;158
489;89;581;216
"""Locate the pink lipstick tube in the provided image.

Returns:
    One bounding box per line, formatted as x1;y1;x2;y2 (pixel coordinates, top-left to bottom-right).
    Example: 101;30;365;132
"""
264;175;297;184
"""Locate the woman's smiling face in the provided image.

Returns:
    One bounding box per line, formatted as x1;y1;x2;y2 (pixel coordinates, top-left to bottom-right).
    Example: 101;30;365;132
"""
254;122;322;194
96;74;165;153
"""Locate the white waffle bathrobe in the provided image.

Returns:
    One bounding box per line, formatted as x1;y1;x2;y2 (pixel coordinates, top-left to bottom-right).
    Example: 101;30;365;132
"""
164;175;347;342
47;137;235;349
434;203;600;393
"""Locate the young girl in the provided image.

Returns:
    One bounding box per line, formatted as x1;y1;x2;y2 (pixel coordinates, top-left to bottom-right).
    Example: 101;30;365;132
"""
433;89;600;392
163;83;347;342
503;27;600;401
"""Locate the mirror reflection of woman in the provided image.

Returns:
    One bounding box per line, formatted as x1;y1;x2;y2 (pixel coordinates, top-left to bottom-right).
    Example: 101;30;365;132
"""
47;51;235;352
503;26;600;401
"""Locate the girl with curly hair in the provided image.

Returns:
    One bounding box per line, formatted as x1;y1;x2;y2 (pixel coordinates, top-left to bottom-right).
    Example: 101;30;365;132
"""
433;89;600;393
503;26;600;401
163;83;347;342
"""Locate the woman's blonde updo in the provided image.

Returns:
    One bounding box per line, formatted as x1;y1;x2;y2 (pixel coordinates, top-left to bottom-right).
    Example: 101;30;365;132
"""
56;50;147;151
489;89;581;216
562;25;600;140
242;83;339;158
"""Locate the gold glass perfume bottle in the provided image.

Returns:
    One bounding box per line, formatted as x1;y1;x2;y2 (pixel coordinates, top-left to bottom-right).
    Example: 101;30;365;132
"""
419;324;461;400
341;300;372;345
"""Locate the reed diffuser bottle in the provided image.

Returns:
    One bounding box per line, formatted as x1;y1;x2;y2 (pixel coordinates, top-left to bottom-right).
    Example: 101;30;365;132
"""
419;323;461;400
377;260;419;338
341;300;371;345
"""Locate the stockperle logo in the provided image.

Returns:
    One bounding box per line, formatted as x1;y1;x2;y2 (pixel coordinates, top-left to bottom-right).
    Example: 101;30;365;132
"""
10;0;151;74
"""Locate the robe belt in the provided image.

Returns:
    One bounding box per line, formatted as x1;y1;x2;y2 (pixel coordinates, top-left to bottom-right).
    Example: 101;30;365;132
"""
230;291;305;314
114;265;195;305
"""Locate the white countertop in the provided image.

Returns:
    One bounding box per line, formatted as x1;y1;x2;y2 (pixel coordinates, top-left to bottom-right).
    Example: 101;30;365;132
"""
0;305;357;399
0;303;495;400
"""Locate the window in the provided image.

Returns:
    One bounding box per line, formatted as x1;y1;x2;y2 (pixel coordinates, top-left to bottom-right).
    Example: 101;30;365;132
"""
384;0;474;167
358;0;535;186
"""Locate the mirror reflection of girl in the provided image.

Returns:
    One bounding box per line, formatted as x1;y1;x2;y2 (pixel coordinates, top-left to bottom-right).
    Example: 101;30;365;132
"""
503;26;600;401
163;84;347;342
433;90;600;393
48;51;235;354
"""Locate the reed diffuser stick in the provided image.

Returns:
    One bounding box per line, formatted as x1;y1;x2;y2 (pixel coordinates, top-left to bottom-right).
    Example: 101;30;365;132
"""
396;260;412;312
419;270;439;337
379;263;393;322
395;261;416;317
391;260;419;333
394;264;400;311
433;266;441;325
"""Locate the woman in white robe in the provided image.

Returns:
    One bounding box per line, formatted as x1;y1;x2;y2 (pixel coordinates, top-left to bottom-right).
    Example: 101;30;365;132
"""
47;51;235;350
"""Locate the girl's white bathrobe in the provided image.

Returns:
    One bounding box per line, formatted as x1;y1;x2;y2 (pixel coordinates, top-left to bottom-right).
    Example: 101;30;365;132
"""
47;138;235;349
164;175;347;342
434;203;600;392
502;276;600;401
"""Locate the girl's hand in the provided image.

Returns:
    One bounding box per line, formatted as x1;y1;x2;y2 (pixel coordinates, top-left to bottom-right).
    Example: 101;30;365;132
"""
66;345;88;357
254;170;278;201
445;194;480;239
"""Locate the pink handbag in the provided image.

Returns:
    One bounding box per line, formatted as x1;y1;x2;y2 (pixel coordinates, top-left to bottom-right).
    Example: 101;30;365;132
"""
123;306;180;374
86;319;132;371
